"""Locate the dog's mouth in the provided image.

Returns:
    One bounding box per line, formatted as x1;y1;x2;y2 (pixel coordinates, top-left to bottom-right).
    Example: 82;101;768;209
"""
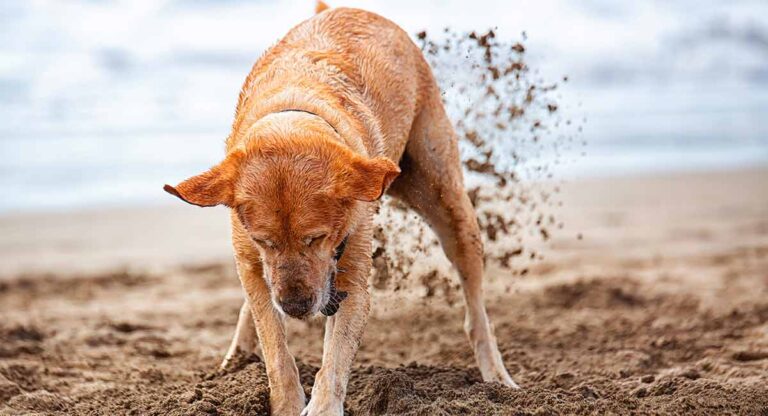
320;271;348;316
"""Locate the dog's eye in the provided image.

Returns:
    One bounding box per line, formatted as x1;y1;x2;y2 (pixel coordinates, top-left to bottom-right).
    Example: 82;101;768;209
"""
253;237;276;249
304;234;327;247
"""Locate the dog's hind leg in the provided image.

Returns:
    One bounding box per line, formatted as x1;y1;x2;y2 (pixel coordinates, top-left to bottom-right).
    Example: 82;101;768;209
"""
388;95;519;388
221;298;261;369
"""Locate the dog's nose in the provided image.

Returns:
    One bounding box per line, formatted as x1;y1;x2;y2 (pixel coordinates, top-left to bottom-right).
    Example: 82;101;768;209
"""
278;294;314;317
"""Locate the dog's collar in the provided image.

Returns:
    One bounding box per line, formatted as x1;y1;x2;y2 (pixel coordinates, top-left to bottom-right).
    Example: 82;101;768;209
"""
320;234;350;317
278;108;342;137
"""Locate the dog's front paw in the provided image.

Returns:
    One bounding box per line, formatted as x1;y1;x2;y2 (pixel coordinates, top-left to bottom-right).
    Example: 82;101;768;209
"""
301;397;343;416
270;384;306;416
272;397;306;416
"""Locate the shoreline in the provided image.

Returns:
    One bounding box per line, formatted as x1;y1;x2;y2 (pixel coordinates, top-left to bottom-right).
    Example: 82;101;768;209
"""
2;166;765;278
3;162;766;216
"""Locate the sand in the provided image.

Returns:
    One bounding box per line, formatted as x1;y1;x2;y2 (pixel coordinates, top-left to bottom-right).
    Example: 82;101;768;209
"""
1;168;767;415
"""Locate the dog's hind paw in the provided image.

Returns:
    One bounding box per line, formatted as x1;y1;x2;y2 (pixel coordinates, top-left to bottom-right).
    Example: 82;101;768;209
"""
220;350;260;373
482;368;521;389
476;341;521;389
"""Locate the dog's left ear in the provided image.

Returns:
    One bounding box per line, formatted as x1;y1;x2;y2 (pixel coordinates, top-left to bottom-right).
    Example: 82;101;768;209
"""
163;150;246;207
339;156;401;201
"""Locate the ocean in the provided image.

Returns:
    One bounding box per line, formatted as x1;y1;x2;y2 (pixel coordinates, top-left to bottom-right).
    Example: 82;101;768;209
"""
1;0;767;213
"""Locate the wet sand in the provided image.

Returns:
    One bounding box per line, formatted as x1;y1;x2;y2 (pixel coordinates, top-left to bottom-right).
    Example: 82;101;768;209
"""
1;168;767;415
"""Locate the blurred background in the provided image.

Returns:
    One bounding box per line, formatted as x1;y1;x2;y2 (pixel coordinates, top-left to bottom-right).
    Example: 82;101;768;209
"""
2;3;768;414
2;0;767;213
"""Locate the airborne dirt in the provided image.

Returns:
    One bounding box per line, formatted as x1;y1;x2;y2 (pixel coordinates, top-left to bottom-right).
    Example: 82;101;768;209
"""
371;29;582;297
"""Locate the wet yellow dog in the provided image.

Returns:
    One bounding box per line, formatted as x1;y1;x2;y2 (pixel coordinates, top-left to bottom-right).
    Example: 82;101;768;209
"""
165;2;517;414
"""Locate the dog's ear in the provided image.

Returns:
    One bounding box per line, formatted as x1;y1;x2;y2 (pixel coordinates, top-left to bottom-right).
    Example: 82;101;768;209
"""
338;156;401;202
163;150;245;207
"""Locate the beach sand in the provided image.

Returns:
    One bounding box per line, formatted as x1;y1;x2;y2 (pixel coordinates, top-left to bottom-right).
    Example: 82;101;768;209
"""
1;168;767;415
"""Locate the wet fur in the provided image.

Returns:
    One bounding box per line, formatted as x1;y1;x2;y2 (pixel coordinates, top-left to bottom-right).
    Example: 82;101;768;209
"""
165;4;517;415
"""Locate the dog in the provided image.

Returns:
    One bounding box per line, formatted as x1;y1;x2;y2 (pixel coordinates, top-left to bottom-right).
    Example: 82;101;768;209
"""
164;2;518;414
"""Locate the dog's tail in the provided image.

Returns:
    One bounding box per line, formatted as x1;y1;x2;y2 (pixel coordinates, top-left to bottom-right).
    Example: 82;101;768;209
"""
315;0;330;14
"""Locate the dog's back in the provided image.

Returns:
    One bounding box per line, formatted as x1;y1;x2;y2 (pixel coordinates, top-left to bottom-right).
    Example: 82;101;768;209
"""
228;7;435;162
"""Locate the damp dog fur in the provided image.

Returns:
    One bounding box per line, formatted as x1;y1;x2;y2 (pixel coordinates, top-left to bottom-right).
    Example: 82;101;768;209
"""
164;3;518;414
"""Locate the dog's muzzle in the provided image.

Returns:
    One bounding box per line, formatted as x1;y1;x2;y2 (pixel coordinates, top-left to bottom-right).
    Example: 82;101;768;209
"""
279;294;315;318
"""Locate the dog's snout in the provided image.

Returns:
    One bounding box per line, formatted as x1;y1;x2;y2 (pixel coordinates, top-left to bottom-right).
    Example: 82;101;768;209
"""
278;294;315;317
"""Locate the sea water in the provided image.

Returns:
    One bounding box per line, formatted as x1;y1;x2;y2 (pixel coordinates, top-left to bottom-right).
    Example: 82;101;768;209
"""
1;0;766;213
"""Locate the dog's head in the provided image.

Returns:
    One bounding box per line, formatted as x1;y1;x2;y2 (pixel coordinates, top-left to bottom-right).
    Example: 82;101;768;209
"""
164;114;399;318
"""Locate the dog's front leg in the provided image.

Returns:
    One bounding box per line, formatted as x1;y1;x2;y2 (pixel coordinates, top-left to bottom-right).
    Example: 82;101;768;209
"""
237;260;306;415
303;280;370;416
